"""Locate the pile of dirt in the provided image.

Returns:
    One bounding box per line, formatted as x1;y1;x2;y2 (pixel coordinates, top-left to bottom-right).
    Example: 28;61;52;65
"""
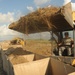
9;6;60;34
0;40;56;56
6;47;31;65
6;47;31;55
0;41;10;50
0;41;22;50
10;55;28;65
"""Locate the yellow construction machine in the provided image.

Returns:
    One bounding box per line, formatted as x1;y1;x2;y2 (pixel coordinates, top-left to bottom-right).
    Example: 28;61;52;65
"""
10;37;25;46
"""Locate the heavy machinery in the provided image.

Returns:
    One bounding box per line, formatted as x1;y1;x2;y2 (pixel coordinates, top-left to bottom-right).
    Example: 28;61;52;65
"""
10;37;25;46
9;2;75;61
8;2;75;75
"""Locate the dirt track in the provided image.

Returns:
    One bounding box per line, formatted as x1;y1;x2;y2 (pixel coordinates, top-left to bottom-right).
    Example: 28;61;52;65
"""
0;52;7;75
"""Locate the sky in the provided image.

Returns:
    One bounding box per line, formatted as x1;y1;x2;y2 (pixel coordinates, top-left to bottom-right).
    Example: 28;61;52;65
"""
0;0;75;41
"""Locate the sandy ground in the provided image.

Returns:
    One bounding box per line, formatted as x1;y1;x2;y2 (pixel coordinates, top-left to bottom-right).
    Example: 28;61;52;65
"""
7;48;32;65
0;40;57;75
0;40;56;56
25;40;56;56
0;40;57;65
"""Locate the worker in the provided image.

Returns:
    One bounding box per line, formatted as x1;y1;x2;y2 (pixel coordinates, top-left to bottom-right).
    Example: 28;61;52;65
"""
58;32;74;56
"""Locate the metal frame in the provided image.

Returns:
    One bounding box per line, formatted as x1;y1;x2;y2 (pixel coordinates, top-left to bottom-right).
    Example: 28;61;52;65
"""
73;25;75;56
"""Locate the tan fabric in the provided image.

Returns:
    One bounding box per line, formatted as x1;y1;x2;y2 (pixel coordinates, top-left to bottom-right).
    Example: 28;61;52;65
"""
13;58;50;75
62;37;73;45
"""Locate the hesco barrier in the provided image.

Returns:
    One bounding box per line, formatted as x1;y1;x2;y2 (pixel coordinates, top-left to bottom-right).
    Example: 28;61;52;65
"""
1;49;75;75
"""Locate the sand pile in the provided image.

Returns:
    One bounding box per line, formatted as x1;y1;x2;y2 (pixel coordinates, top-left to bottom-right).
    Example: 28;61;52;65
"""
6;47;31;65
7;47;31;55
9;6;61;34
0;41;10;50
0;40;56;56
0;41;22;50
9;55;28;65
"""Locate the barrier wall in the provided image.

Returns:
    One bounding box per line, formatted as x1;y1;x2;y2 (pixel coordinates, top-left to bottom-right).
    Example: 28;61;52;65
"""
1;49;75;75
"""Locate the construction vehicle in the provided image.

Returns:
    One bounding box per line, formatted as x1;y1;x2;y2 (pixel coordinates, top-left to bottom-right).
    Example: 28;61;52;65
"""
9;2;75;61
10;37;25;46
7;2;75;75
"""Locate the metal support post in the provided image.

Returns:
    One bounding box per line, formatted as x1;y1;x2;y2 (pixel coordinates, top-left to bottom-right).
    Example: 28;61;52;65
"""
73;25;75;57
